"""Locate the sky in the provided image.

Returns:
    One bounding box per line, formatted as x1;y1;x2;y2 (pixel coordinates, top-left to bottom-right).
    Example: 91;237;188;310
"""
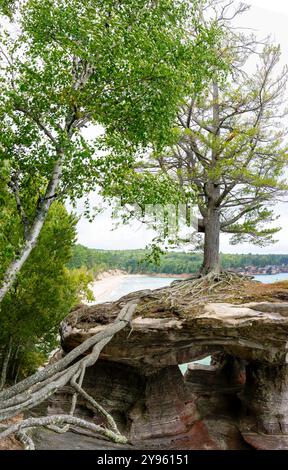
247;0;288;15
75;1;288;254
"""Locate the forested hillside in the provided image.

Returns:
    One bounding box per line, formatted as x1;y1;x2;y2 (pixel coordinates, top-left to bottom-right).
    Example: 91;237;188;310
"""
68;245;288;275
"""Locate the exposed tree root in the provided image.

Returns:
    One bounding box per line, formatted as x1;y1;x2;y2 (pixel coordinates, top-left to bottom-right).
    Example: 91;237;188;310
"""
0;271;258;449
17;430;35;450
71;379;120;434
0;415;127;444
0;301;137;449
167;270;253;308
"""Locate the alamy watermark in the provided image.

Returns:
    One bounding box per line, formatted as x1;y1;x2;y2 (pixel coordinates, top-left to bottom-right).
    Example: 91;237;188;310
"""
115;200;199;239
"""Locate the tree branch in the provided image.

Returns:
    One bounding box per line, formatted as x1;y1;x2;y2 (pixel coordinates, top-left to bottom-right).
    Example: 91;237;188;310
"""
220;204;259;229
14;106;58;147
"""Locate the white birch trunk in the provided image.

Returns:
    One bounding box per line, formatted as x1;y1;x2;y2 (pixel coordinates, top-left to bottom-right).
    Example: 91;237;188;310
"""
0;338;13;391
0;158;63;304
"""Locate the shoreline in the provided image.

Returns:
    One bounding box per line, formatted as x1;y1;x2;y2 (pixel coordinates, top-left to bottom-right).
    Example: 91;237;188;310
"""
96;270;288;280
91;272;128;304
89;270;288;305
90;271;182;305
96;270;191;281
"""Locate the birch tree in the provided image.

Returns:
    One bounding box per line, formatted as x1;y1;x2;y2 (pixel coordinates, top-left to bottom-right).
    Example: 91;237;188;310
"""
0;0;221;303
0;0;227;447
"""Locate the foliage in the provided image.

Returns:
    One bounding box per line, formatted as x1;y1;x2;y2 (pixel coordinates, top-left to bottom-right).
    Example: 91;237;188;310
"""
0;0;15;17
102;2;288;274
0;0;224;203
0;0;227;303
0;203;93;382
158;15;288;246
69;244;288;276
0;161;23;281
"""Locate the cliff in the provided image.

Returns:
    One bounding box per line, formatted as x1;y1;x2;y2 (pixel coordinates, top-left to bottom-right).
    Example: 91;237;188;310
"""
34;277;288;450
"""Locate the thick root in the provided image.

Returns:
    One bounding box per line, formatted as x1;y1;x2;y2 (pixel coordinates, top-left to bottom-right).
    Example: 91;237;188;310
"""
0;302;137;449
167;270;254;308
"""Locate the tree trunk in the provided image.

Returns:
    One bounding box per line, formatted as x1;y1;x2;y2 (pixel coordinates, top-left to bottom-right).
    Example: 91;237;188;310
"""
200;81;221;276
201;190;221;275
0;158;63;305
0;338;13;391
201;208;220;275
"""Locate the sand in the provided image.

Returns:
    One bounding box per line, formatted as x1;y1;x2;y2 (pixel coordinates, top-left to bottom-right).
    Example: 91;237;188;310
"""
90;271;129;304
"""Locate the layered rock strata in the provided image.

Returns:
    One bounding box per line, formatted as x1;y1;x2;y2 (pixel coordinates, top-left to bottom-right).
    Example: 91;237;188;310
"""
36;280;288;449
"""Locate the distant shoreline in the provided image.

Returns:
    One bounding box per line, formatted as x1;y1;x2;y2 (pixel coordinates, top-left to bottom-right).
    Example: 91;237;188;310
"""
92;270;182;304
90;270;288;305
95;269;288;281
95;269;188;281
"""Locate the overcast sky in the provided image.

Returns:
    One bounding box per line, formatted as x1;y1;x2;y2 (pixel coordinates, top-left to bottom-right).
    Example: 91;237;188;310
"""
75;1;288;254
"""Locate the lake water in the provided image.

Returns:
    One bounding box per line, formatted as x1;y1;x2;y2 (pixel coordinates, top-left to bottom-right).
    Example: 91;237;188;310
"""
95;275;180;303
98;272;288;303
254;272;288;283
94;272;288;374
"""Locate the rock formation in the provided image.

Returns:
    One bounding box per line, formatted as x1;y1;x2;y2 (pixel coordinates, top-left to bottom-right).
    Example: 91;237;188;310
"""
35;278;288;449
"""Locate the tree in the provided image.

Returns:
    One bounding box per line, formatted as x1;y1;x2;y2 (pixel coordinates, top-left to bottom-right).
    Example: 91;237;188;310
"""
145;1;288;274
0;199;93;388
0;0;15;17
0;0;221;304
0;0;226;448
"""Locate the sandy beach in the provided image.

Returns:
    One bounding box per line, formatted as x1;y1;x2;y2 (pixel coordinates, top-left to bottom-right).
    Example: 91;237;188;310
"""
90;270;145;304
89;271;181;305
92;271;127;304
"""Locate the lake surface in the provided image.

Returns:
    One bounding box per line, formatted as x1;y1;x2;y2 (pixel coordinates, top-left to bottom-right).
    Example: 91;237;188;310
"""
94;275;179;304
93;272;288;374
254;272;288;283
95;273;288;303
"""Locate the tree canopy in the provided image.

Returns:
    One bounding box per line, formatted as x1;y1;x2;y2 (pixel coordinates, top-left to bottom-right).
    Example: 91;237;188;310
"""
0;0;225;302
108;1;288;274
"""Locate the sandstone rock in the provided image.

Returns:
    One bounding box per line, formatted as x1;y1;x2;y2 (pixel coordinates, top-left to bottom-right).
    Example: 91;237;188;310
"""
242;433;288;450
61;295;288;366
36;280;288;449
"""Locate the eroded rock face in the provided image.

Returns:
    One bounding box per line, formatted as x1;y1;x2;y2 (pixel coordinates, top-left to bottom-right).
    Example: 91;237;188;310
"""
41;280;288;450
61;295;288;367
242;363;288;434
45;361;198;442
129;366;198;441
